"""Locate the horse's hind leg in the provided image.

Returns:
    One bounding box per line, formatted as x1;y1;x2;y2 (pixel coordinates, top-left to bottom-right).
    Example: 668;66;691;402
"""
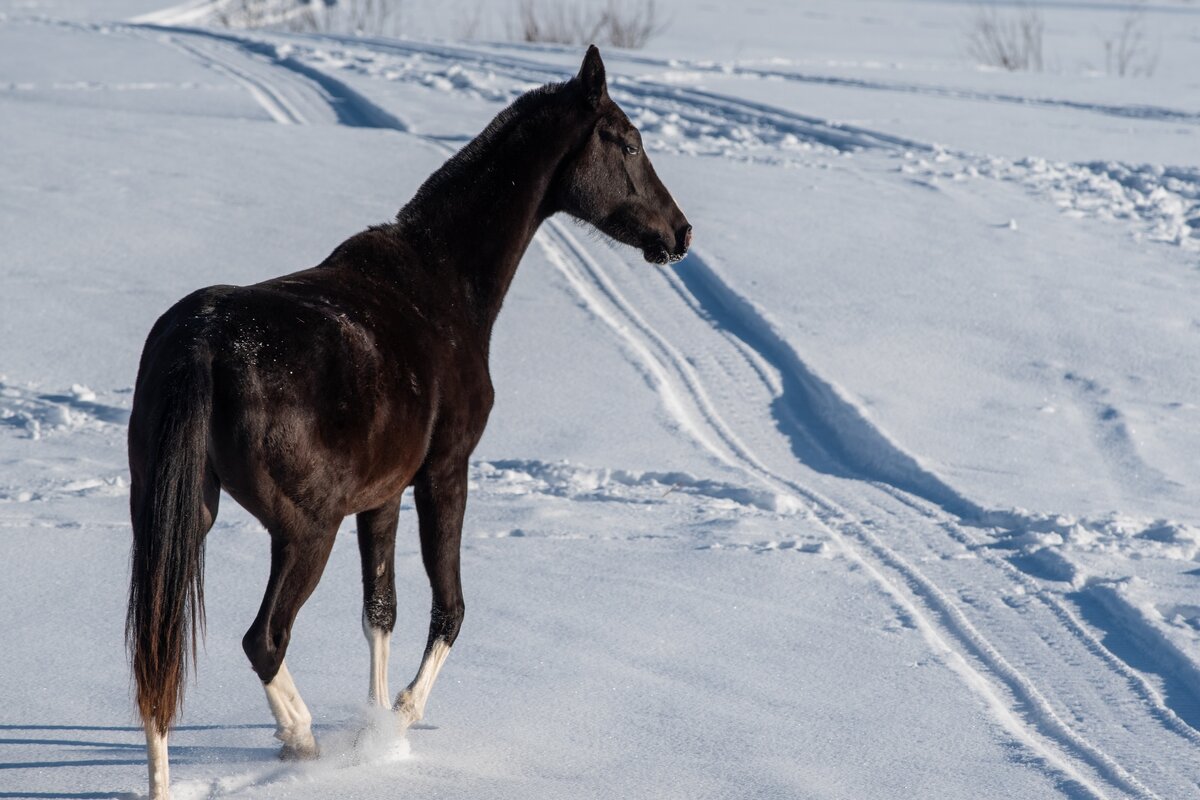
356;496;402;706
242;517;338;760
395;460;467;727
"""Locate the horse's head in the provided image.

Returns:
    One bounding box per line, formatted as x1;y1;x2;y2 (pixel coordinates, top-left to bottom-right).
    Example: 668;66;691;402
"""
555;46;692;265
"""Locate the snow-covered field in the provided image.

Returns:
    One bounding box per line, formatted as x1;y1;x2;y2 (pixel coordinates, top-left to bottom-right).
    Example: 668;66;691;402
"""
3;0;1200;797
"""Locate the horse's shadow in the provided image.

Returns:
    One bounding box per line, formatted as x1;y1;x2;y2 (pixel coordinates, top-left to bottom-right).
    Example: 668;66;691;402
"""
0;724;277;800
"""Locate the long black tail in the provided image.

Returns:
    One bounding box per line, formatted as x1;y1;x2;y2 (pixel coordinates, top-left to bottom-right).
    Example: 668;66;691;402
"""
126;357;213;735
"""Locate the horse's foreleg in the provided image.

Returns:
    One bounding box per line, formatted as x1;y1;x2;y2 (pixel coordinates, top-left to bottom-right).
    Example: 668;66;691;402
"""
396;460;467;727
262;660;315;760
243;522;338;760
356;497;402;707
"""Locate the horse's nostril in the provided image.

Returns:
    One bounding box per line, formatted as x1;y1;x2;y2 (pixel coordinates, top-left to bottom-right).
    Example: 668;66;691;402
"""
677;224;693;251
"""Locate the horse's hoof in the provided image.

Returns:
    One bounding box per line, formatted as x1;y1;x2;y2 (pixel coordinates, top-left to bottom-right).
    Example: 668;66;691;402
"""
278;739;320;761
394;693;422;730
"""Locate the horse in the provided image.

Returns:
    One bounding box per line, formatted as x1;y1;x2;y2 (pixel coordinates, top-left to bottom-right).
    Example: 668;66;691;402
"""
125;45;690;799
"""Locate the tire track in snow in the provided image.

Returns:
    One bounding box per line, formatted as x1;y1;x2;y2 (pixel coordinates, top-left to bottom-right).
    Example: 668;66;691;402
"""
940;510;1200;750
664;249;1199;794
539;237;1157;800
535;224;792;490
162;33;307;124
518;207;1151;797
130;24;409;130
866;485;1200;747
1077;581;1200;732
662;251;980;519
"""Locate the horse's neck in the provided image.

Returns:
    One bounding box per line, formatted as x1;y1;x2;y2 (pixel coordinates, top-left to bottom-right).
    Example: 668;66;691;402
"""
399;118;572;332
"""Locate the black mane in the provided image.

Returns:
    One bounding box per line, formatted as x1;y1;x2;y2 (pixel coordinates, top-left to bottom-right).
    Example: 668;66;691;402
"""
396;80;573;230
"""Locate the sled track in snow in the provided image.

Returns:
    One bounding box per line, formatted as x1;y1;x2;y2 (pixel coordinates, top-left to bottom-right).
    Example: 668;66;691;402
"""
108;24;1200;797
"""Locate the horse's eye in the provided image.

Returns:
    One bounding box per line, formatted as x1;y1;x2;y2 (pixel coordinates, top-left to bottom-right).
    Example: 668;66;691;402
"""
623;144;640;156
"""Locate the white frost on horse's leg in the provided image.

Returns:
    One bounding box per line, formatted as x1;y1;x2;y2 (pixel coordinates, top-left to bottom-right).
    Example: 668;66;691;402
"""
394;639;451;727
144;719;170;800
263;660;318;758
364;611;391;707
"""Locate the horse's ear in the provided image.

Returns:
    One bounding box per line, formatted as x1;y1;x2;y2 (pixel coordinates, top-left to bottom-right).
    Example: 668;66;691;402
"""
577;44;607;109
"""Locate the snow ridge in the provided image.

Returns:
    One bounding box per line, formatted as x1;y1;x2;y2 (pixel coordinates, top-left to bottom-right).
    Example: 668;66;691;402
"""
475;458;801;515
0;378;128;440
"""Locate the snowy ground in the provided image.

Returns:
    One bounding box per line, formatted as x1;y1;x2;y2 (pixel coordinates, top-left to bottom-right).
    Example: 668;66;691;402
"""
3;1;1200;798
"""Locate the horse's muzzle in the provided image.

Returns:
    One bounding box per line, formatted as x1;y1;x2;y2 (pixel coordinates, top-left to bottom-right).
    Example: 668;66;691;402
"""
642;223;692;265
668;224;692;263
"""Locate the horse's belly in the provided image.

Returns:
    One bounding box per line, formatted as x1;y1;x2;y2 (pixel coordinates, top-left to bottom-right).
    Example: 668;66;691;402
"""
208;377;434;524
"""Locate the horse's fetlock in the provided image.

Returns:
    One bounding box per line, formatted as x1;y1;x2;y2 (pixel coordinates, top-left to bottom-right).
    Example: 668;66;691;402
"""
436;600;465;643
364;593;397;631
242;629;284;683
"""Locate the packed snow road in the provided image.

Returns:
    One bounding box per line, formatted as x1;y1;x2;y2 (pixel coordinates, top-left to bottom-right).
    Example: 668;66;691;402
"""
2;2;1199;798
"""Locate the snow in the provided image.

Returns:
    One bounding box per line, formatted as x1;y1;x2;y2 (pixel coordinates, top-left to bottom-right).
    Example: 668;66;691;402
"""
3;1;1200;798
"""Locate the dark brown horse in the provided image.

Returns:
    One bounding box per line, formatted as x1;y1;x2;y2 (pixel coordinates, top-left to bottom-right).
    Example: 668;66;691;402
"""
126;46;690;798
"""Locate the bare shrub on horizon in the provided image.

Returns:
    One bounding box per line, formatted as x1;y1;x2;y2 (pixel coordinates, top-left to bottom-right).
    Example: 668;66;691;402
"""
453;0;488;40
966;3;1044;72
1103;3;1159;77
513;0;605;44
603;0;665;48
214;0;268;28
513;0;666;50
212;0;663;48
216;0;403;37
